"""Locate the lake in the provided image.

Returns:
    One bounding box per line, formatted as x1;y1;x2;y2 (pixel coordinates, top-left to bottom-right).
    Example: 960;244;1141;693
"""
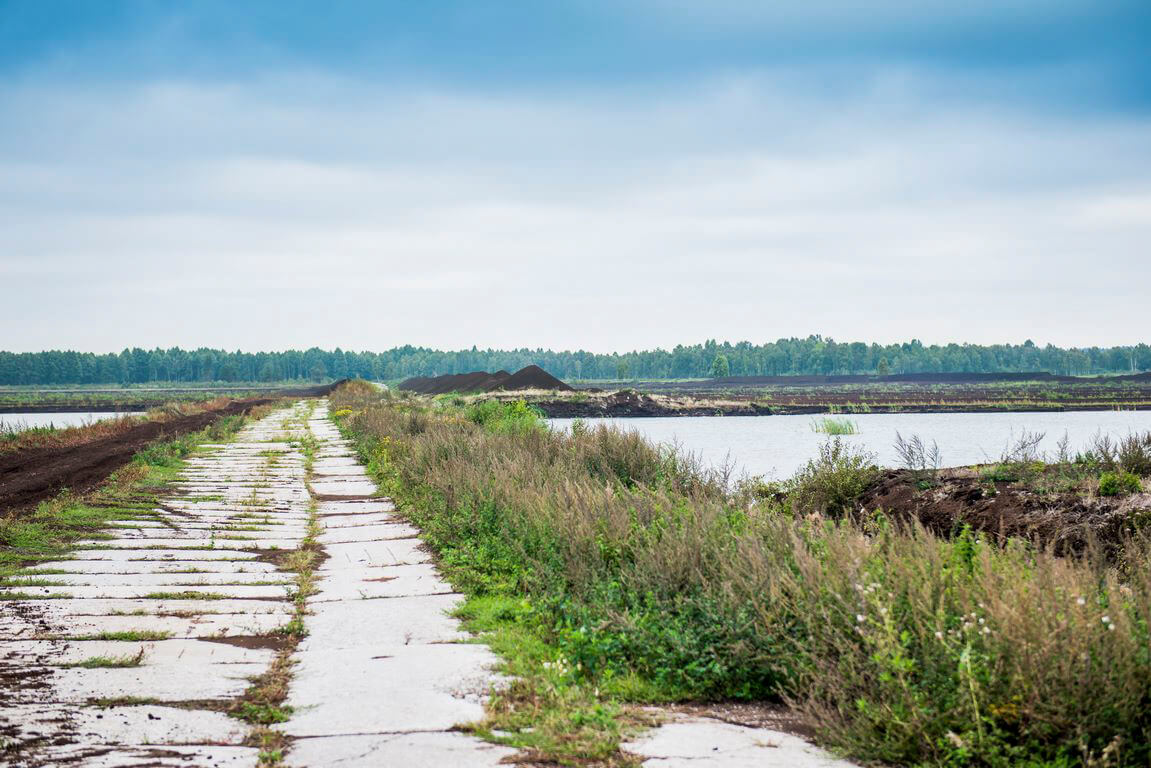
0;412;127;431
549;410;1151;480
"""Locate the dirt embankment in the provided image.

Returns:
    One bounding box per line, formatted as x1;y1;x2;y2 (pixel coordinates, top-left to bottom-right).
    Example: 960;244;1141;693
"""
859;468;1151;555
0;382;343;513
399;365;572;395
537;390;772;417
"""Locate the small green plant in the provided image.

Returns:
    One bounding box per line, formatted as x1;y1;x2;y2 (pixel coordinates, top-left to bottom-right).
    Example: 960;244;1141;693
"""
65;649;146;668
1099;471;1142;497
74;630;173;641
811;417;859;435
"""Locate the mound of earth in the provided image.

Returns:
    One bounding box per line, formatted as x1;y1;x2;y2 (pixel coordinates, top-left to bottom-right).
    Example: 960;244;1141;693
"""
399;366;571;394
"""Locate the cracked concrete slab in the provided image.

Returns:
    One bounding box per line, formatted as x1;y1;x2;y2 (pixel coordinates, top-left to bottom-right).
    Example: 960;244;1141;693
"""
286;732;516;768
280;644;498;736
625;718;859;768
301;594;467;649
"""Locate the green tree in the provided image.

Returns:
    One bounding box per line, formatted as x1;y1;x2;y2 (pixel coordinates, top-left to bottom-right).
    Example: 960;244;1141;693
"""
709;354;730;378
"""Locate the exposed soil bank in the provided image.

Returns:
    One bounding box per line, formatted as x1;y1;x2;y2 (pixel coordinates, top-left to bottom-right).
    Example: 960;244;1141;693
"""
533;397;1151;417
0;382;342;513
535;390;773;417
860;468;1150;554
627;371;1151;390
492;374;1151;416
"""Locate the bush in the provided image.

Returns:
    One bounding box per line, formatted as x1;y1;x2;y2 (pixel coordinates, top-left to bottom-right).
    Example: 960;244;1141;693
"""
1100;471;1143;497
787;438;878;515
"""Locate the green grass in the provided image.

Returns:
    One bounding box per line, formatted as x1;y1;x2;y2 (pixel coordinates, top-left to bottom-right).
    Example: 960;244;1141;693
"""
71;630;173;641
330;382;1151;768
810;416;859;434
64;650;146;668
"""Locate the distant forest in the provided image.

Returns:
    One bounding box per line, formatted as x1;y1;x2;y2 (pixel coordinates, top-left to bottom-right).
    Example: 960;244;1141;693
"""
2;338;1149;385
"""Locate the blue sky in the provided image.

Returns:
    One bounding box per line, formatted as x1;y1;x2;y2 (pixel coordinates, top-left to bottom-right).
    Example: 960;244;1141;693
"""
2;1;1149;352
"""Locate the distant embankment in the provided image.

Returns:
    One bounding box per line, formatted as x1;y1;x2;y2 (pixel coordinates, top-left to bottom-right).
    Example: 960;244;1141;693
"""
0;381;349;414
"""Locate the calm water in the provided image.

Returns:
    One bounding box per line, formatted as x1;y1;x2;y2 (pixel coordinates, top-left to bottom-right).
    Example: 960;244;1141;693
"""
0;412;126;431
550;411;1151;480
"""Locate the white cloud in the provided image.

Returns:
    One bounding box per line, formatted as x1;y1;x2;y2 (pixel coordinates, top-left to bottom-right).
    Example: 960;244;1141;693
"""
1;72;1148;353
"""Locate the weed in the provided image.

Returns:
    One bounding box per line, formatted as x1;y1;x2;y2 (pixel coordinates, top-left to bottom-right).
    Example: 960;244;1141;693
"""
65;649;146;668
1100;471;1143;497
72;630;173;641
810;416;859;435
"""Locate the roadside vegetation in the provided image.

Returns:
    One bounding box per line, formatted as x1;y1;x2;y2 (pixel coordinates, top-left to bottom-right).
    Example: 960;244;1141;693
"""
330;380;1151;767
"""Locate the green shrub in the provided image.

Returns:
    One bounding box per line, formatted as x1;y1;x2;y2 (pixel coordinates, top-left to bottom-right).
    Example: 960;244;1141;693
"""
810;417;859;435
787;438;879;515
1100;471;1143;497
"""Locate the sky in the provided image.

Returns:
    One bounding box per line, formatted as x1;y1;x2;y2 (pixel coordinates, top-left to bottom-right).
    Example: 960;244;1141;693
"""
1;0;1149;354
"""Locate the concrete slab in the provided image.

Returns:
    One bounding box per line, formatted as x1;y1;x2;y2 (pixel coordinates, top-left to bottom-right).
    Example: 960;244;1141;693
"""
310;479;379;498
311;564;453;602
49;663;265;702
280;644;498;736
0;638;274;666
16;613;290;640
319;512;402;529
2;584;291;600
317;523;422;545
7;572;292;587
24;560;282;575
320;539;438;571
625;718;859;768
286;732;515;768
317;500;395;516
301;594;467;649
67;549;261;562
13;597;294;617
28;744;260;767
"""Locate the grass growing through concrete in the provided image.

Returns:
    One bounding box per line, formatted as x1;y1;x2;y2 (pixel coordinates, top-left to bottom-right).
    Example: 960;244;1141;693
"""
228;400;321;768
64;649;146;669
331;381;1151;768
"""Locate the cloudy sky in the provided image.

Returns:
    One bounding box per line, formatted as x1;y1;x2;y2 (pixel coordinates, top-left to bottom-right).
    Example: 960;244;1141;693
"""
2;1;1148;353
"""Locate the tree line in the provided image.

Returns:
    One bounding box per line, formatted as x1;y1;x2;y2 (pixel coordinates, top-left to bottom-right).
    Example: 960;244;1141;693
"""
1;338;1148;386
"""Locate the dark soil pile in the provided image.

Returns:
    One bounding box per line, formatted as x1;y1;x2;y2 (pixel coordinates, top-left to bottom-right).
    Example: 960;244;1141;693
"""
859;468;1150;555
498;365;571;392
0;381;343;513
399;366;571;394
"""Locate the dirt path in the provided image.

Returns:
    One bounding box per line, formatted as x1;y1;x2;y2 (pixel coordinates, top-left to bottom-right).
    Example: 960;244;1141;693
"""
0;400;508;767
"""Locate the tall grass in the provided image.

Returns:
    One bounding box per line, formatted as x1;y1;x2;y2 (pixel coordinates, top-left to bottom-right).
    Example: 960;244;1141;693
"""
331;384;1151;766
811;416;859;435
